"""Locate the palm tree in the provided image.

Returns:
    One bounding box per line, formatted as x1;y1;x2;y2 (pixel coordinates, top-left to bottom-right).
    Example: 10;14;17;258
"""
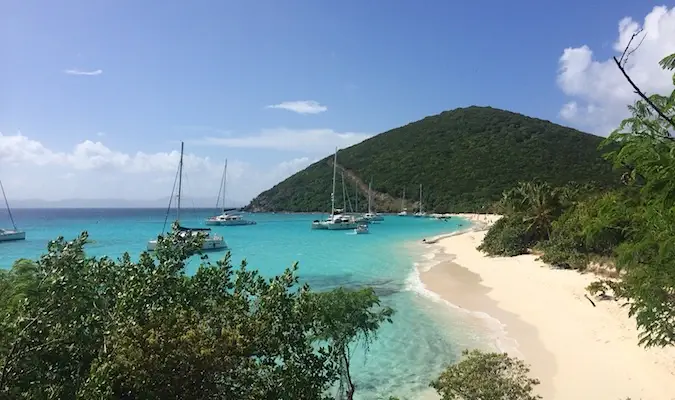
515;181;561;240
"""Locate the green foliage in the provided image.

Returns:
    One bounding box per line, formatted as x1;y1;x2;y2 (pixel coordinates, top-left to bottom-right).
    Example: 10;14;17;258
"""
477;217;533;257
0;223;393;399
537;191;632;270
591;52;675;348
247;106;620;213
430;349;541;400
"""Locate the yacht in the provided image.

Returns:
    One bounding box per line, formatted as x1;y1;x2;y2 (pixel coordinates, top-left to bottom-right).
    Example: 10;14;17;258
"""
311;148;358;231
0;180;25;242
148;142;227;252
414;184;427;218
397;188;408;216
362;180;384;222
206;212;256;226
205;160;256;226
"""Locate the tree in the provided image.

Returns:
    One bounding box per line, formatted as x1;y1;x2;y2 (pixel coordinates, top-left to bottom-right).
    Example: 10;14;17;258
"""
430;349;541;400
590;51;675;348
307;288;394;400
0;224;393;399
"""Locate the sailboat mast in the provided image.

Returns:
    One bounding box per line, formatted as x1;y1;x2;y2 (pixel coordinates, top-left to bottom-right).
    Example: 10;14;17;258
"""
215;161;226;214
0;180;18;230
331;147;337;215
368;180;372;213
341;172;347;212
355;181;358;212
419;183;423;213
402;188;405;210
177;141;184;222
222;159;228;210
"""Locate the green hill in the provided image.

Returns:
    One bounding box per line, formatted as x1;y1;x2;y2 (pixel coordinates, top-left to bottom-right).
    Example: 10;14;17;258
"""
246;106;622;213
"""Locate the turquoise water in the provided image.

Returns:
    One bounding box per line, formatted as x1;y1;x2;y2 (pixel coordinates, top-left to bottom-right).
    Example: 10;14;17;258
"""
0;209;493;399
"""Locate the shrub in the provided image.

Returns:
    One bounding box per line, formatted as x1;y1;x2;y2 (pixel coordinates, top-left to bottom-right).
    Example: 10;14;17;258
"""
478;217;533;256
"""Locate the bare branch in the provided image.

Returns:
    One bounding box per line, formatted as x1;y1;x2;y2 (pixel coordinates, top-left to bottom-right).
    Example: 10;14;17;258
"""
623;33;647;66
612;56;675;132
619;29;644;65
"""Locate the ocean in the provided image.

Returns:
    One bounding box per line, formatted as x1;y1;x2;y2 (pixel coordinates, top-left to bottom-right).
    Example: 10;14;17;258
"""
0;208;499;399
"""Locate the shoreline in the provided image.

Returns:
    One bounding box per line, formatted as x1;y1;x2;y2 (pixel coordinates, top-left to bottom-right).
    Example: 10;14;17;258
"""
417;213;675;400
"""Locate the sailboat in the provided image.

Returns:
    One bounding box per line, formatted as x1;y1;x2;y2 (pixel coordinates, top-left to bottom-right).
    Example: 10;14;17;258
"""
0;180;25;242
311;147;358;230
205;160;256;226
147;142;227;251
414;183;427;218
363;180;384;222
397;188;408;216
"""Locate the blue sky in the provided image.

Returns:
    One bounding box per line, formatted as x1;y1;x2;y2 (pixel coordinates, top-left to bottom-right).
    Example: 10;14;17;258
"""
1;1;674;203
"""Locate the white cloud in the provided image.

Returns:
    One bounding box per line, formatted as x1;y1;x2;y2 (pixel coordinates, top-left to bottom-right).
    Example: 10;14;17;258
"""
64;69;103;76
556;5;675;134
195;128;372;153
0;132;313;203
266;100;327;114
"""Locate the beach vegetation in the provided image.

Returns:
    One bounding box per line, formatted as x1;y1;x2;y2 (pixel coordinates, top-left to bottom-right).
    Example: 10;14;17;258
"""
479;51;675;349
246;106;621;213
430;349;541;400
0;224;393;399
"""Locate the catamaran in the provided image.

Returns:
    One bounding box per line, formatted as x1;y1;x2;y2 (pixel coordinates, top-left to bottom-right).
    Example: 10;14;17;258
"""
0;180;25;242
397;188;408;216
363;180;384;222
148;142;227;251
414;183;427;217
205;159;256;226
311;147;358;230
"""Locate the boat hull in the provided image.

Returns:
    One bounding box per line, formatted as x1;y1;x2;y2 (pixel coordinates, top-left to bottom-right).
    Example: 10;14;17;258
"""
0;230;26;242
311;221;329;230
327;222;359;230
205;219;256;226
147;238;228;252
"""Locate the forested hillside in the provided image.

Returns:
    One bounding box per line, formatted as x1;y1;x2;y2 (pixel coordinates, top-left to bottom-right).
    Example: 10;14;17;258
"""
247;106;622;212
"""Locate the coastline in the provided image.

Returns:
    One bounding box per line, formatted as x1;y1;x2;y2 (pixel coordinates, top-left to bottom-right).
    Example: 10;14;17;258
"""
419;213;675;400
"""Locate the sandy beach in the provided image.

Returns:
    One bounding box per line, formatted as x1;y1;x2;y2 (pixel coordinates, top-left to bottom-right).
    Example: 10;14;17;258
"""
421;213;675;400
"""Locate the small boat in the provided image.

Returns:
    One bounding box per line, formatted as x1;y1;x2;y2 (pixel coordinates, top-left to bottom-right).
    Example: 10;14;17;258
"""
205;160;256;226
148;142;228;252
355;224;369;234
0;180;25;243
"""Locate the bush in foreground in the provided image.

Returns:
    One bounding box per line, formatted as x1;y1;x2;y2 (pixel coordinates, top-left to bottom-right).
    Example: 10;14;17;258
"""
431;349;541;400
0;224;393;399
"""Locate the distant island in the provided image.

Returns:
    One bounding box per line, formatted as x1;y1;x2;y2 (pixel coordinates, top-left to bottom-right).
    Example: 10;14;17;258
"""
245;106;622;213
11;197;246;209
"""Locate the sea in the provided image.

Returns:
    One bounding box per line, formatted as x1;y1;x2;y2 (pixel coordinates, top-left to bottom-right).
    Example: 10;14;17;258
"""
0;208;502;399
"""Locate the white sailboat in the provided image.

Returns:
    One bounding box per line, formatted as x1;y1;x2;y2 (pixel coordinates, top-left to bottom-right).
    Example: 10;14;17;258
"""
363;180;384;222
397;188;408;216
311;147;358;230
148;142;228;252
0;180;25;242
414;184;427;218
205;160;256;226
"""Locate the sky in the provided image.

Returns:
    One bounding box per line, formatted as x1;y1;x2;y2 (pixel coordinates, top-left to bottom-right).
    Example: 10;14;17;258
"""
1;0;674;205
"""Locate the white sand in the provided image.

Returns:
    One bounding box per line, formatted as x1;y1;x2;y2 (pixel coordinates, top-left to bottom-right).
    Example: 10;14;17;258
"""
421;213;675;400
